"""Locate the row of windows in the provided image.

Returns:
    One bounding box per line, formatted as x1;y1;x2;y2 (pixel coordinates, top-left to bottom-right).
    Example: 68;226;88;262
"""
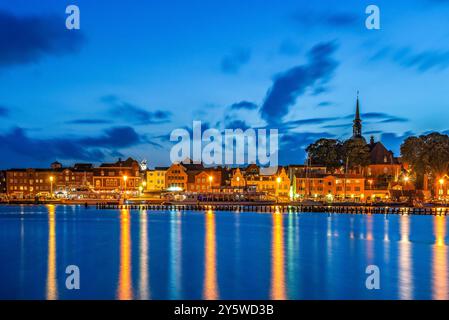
297;179;362;185
168;183;185;188
10;186;50;191
298;186;361;192
148;180;164;185
98;171;139;177
167;175;185;181
9;179;46;184
148;172;165;177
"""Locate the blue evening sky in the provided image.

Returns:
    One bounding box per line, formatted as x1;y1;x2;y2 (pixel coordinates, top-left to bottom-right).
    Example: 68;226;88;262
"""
0;0;448;168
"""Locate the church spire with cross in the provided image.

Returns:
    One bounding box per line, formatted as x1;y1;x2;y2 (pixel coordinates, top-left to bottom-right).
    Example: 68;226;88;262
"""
352;91;364;140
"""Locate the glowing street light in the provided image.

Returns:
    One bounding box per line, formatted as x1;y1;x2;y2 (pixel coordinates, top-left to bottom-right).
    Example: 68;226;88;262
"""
208;175;213;190
123;175;128;200
439;178;445;185
49;176;54;198
403;175;409;182
276;176;282;203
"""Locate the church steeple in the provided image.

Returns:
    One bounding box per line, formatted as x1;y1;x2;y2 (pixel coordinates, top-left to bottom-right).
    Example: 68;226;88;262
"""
352;91;363;139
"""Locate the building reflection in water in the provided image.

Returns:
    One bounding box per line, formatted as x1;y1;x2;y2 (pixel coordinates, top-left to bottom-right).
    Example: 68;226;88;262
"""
117;208;133;300
432;215;448;300
383;216;390;265
138;210;149;300
169;210;182;299
366;215;374;261
270;211;286;300
398;215;413;300
46;205;58;300
286;213;297;298
203;209;219;299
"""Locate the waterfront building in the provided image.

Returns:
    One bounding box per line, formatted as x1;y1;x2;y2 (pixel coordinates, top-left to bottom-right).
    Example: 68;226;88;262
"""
230;164;291;201
165;162;205;191
230;168;246;188
188;169;222;192
146;167;168;191
165;163;188;191
5;162;95;199
53;164;94;196
92;157;141;198
435;175;449;201
0;170;6;196
286;164;327;187
6;168;55;199
294;173;366;202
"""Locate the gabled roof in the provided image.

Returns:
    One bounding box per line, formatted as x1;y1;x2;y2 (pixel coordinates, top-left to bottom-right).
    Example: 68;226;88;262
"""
368;141;399;164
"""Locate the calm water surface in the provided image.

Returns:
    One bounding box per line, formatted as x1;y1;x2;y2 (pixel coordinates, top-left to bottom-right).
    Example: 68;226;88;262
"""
0;205;448;300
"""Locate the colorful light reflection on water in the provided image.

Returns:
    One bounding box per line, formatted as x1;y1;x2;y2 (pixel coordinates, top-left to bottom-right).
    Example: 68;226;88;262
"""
0;205;448;300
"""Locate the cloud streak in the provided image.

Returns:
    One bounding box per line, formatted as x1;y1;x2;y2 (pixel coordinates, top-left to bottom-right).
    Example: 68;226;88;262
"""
229;101;258;110
66;119;113;125
372;46;449;72
101;95;172;125
260;41;339;125
0;126;145;167
291;10;359;29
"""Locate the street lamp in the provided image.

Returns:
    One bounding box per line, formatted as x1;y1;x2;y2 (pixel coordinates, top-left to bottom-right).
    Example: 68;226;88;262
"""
208;175;213;190
439;178;445;201
49;176;54;199
123;175;128;200
276;176;281;203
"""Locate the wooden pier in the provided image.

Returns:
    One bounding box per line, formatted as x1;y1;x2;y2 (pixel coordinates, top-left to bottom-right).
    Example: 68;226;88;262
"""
95;203;449;215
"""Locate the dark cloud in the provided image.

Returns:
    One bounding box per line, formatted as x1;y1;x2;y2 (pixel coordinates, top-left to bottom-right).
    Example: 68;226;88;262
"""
317;101;332;107
377;116;408;123
229;101;258;110
322;123;353;129
101;95;172;125
372;46;449;72
66;119;113;125
0;127;105;165
0;10;85;68
291;11;359;29
283;117;340;129
260;41;338;125
0;105;9;117
79;126;143;148
343;112;408;123
280;131;335;164
221;48;251;74
365;130;383;134
0;126;145;168
224;119;251;131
